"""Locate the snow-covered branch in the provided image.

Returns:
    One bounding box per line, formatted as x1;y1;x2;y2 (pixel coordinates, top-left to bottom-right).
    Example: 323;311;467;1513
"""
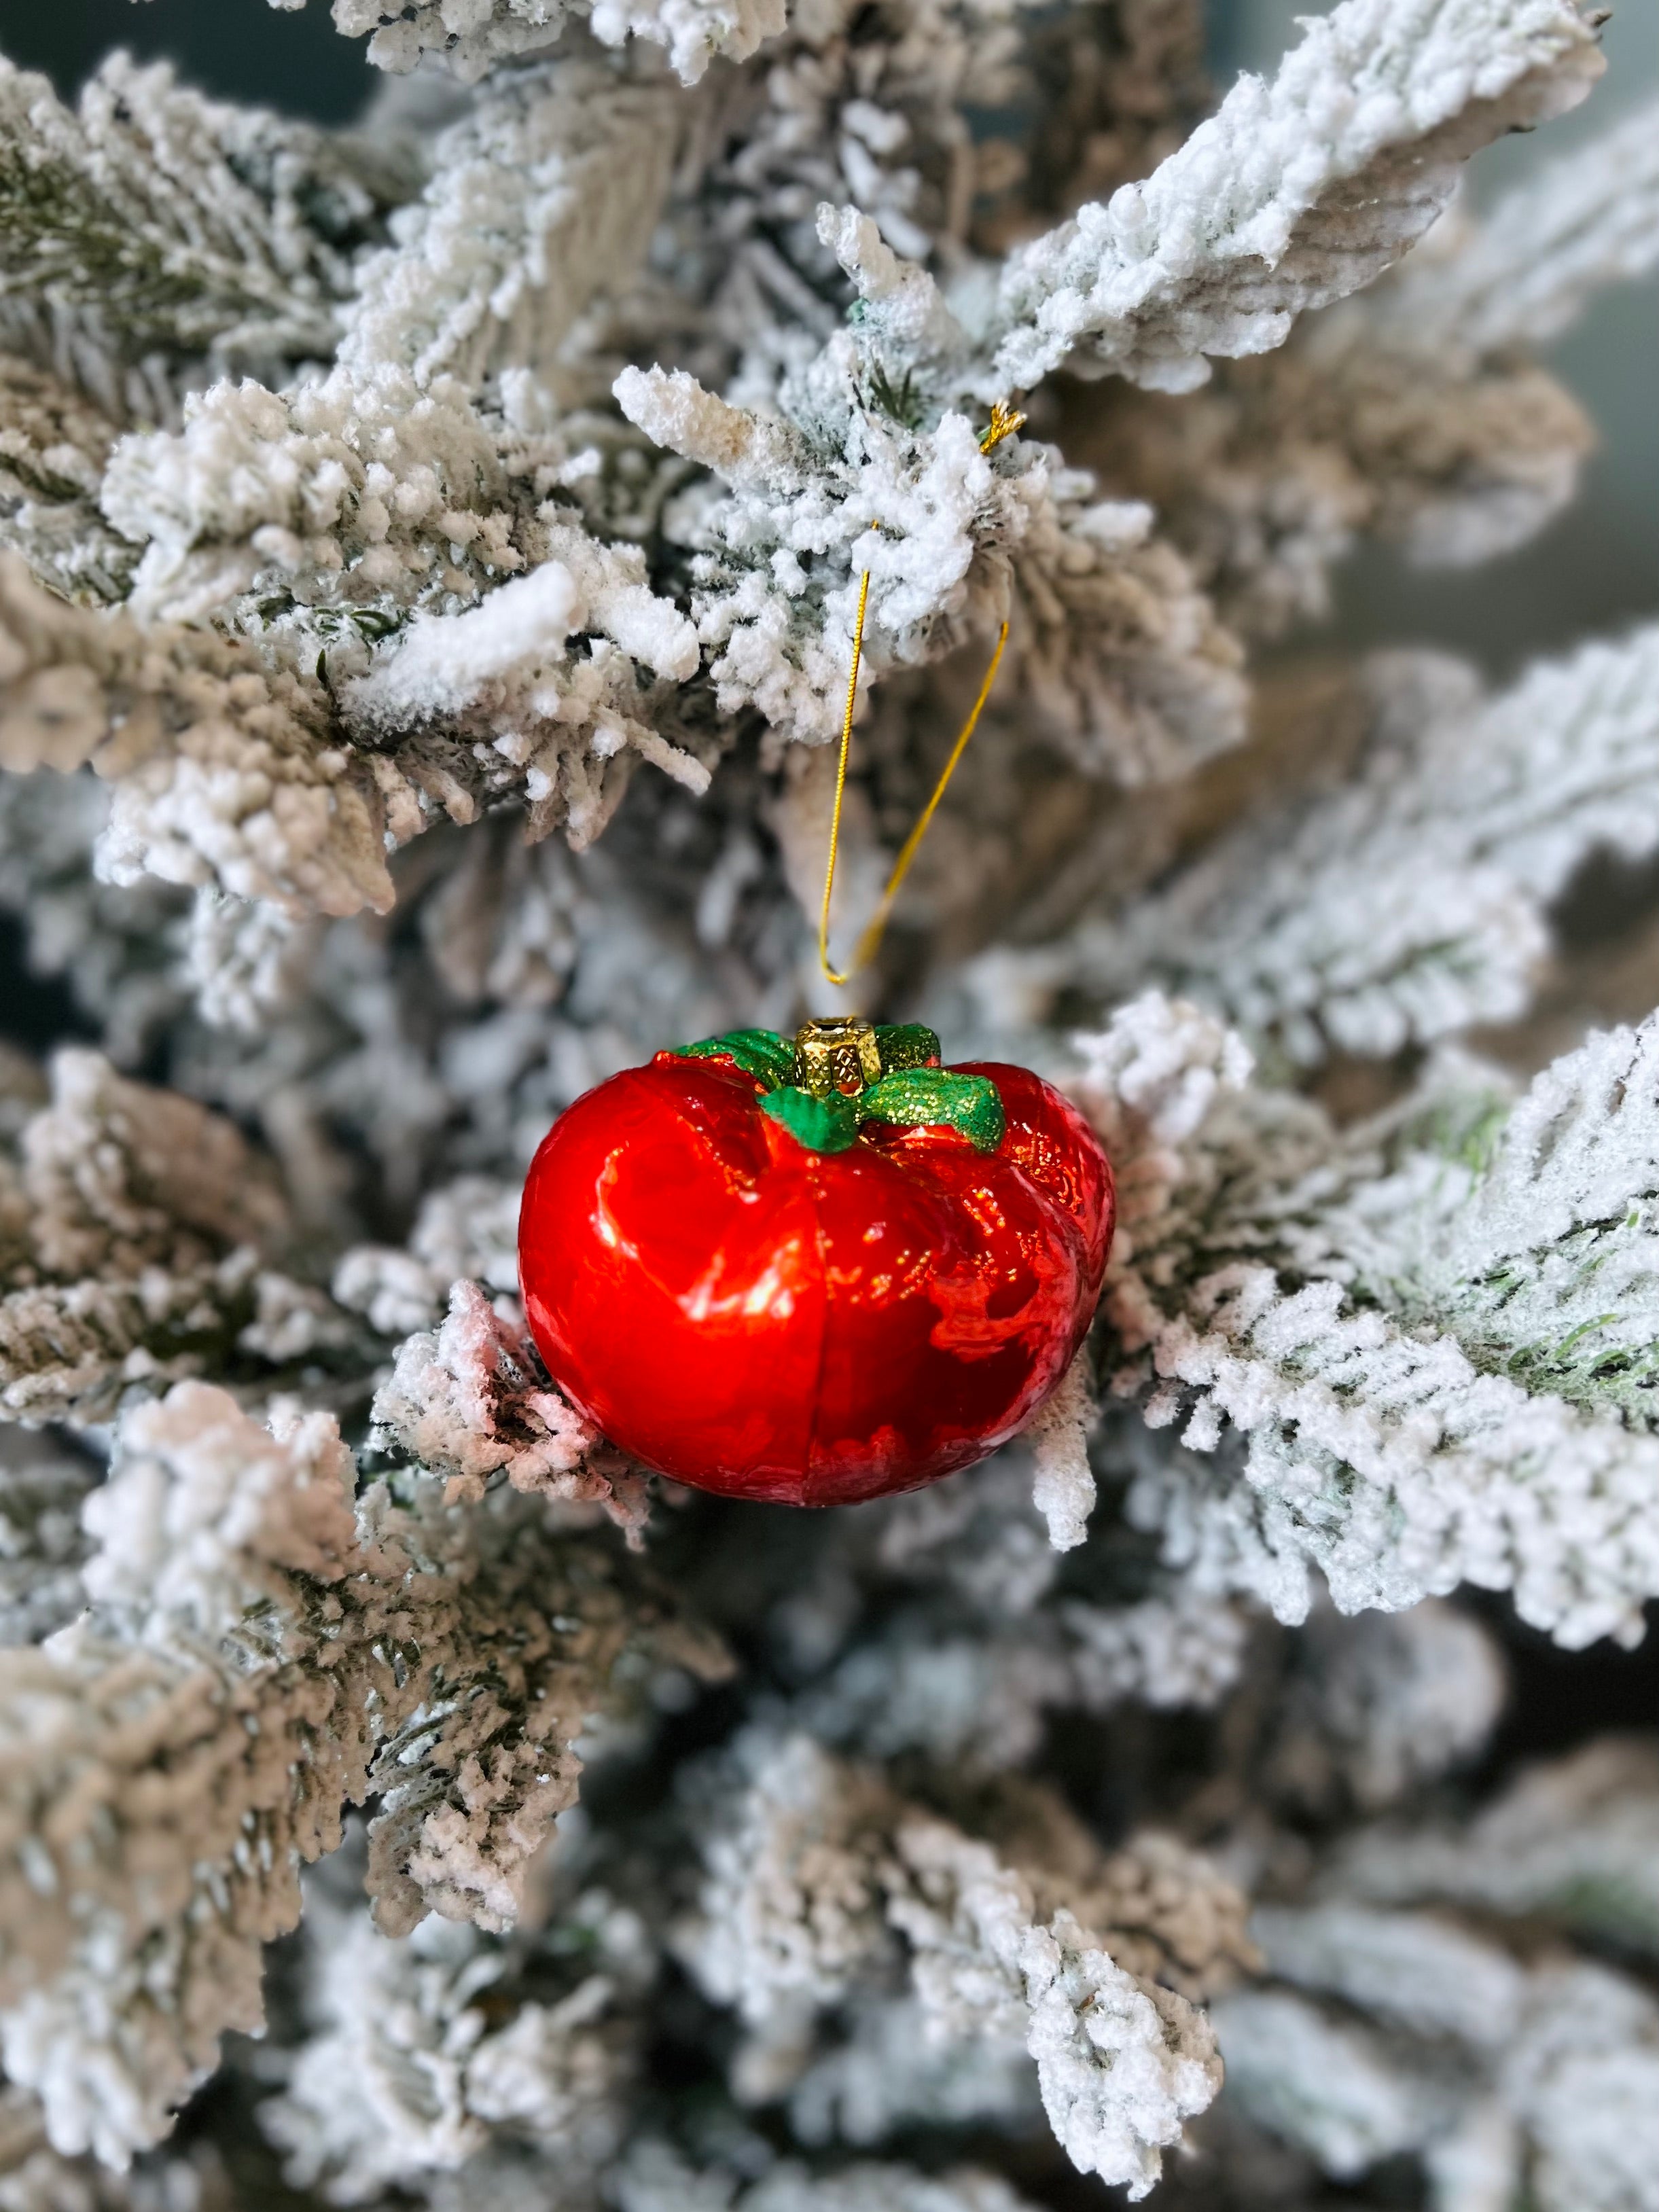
1090;629;1659;1065
988;0;1606;393
0;1380;721;2163
0;54;416;416
0;552;397;917
1077;94;1659;635
676;1729;1241;2194
0;1047;356;1423
336;62;682;389
1217;1736;1659;2209
1076;995;1659;1647
322;0;787;86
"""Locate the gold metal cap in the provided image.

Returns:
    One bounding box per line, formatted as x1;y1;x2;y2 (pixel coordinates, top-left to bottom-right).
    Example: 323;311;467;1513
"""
794;1016;882;1097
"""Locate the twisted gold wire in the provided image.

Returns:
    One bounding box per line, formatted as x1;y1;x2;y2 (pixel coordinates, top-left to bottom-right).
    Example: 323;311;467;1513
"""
818;571;1009;989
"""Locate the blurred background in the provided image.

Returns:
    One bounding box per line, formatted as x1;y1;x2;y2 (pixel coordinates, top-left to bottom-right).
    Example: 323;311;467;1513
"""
6;0;1654;681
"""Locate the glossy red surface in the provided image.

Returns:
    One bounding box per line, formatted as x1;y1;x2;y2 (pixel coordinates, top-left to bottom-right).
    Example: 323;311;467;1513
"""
518;1053;1115;1505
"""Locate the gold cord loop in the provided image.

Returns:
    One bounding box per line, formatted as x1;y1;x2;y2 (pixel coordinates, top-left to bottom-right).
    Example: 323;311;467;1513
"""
818;571;870;990
817;571;1009;990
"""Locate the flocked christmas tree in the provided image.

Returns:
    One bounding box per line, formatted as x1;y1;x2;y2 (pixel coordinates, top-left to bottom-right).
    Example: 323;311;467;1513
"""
2;0;1659;2204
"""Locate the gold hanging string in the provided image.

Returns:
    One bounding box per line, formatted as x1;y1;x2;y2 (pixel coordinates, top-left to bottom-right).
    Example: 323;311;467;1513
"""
817;570;871;990
818;569;1010;989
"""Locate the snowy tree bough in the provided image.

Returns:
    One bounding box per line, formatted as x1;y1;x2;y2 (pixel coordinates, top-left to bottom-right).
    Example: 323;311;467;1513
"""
0;1380;726;2165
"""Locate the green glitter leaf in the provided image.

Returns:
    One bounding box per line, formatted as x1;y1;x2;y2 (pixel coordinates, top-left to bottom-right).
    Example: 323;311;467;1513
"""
874;1023;942;1075
861;1069;1005;1152
760;1086;862;1153
671;1029;797;1089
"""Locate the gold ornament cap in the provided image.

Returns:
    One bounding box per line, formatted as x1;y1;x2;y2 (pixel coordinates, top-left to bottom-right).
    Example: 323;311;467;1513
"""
795;1016;882;1096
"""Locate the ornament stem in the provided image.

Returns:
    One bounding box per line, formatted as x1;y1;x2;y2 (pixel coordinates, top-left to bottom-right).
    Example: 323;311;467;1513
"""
793;1015;883;1096
817;571;1010;991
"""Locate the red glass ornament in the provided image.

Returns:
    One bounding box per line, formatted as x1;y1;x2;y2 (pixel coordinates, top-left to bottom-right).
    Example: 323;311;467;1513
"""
518;1021;1114;1506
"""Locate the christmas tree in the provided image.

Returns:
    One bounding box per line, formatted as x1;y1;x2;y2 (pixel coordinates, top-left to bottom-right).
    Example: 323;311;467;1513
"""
2;0;1658;2204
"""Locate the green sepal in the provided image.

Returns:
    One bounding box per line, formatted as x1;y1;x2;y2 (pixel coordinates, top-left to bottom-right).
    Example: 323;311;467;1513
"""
874;1023;942;1075
671;1029;797;1090
761;1086;862;1153
860;1068;1005;1153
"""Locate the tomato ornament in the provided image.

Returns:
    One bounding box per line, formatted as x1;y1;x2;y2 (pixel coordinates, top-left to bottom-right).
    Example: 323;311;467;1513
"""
518;1016;1114;1507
